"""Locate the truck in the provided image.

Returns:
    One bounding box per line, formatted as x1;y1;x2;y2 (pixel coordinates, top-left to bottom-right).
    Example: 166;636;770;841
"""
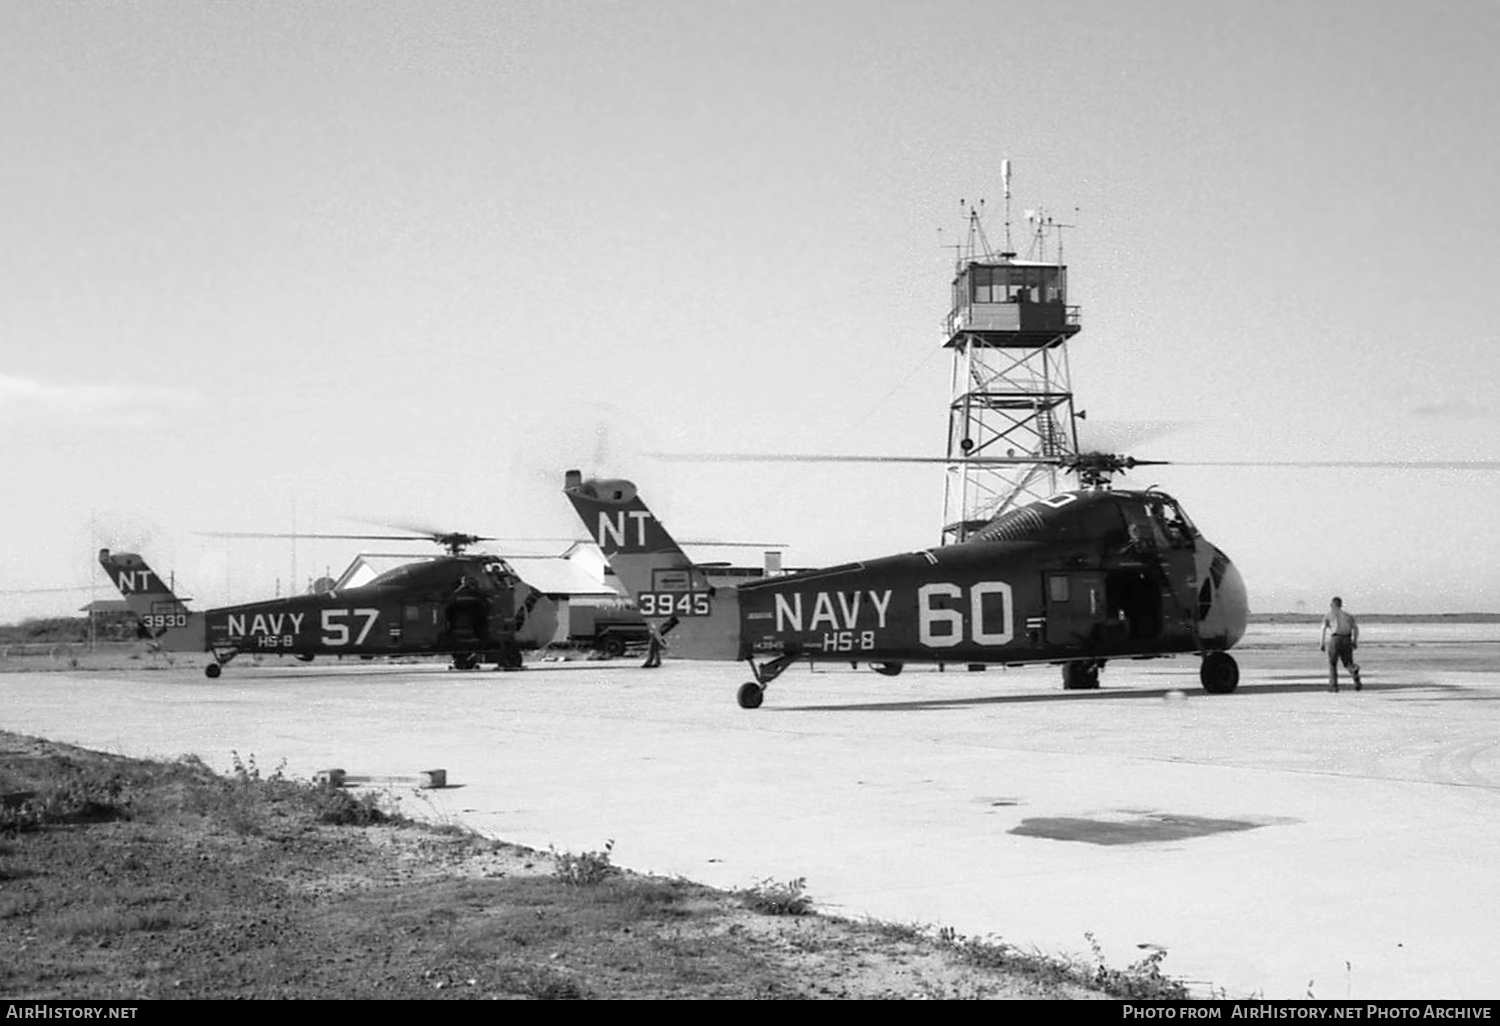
565;601;651;658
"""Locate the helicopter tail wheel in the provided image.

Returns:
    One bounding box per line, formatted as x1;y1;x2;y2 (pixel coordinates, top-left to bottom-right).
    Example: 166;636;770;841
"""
737;682;765;709
873;661;905;677
1199;651;1240;694
1062;661;1100;690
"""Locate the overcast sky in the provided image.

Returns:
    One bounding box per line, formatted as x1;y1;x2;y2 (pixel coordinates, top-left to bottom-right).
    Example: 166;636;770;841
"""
3;0;1499;620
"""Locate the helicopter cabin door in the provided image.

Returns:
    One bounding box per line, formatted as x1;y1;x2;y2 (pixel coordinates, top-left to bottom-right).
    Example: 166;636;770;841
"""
1045;572;1109;648
401;602;444;648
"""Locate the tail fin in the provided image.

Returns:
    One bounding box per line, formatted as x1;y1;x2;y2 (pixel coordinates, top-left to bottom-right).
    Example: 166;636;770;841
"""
98;549;204;651
562;471;711;598
563;471;738;660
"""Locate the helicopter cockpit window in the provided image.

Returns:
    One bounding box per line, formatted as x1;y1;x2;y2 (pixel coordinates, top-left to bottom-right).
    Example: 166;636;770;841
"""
1147;498;1195;548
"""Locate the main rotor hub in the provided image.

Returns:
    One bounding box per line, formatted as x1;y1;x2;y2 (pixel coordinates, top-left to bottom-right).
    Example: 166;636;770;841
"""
434;532;484;555
1063;452;1158;489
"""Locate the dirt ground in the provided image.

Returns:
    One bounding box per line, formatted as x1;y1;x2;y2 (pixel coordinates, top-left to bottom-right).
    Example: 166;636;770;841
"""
0;731;1181;1000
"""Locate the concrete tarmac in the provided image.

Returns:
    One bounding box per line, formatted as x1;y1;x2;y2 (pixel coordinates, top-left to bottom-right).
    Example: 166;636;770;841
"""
3;630;1498;999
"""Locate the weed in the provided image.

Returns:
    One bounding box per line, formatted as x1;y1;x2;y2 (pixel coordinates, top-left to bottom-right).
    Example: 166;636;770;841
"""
1082;931;1189;1000
867;918;927;943
229;751;287;788
184;753;400;834
0;768;134;834
311;786;388;826
737;876;813;916
551;839;619;886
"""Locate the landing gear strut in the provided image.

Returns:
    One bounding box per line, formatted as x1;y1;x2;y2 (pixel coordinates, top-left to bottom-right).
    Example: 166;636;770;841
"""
738;652;799;709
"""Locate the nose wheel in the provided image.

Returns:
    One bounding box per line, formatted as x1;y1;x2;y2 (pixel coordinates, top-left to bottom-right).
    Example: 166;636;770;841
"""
1199;651;1240;693
737;683;765;709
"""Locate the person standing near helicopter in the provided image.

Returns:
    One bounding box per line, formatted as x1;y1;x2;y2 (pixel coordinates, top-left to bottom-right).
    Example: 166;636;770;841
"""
1319;596;1362;691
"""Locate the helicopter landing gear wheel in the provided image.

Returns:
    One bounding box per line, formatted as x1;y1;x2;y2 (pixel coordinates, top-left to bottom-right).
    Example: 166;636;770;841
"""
873;661;904;677
451;652;481;671
205;663;222;679
498;646;524;671
1200;651;1240;694
1062;661;1100;690
737;651;798;709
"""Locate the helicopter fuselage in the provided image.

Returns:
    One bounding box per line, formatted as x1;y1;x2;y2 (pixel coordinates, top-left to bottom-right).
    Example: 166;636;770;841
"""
99;550;558;677
565;474;1249;703
729;527;1246;666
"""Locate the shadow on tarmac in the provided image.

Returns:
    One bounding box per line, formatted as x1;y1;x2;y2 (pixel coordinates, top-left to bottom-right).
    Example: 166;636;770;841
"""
783;678;1443;713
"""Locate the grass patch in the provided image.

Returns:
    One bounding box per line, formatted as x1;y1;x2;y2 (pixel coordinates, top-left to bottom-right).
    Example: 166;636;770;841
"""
0;730;1198;999
47;906;192;939
737;876;813;916
551;839;619;886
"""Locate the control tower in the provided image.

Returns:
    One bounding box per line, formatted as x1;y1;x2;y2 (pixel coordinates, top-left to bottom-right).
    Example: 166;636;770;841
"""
941;170;1082;542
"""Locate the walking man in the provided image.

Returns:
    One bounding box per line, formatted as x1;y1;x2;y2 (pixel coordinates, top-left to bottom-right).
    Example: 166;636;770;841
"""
1319;596;1362;692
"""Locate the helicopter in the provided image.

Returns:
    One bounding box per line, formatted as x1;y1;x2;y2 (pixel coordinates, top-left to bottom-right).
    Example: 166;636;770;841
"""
98;526;558;678
563;456;1249;709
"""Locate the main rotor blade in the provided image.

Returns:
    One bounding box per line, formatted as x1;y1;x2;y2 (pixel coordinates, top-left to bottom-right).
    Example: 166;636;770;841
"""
202;530;788;551
199;532;428;542
646;452;1060;465
649;453;1500;472
1172;460;1500;471
679;539;788;548
501;535;789;549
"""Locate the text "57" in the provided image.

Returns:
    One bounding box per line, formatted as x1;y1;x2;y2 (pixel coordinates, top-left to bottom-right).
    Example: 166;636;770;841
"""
321;608;379;646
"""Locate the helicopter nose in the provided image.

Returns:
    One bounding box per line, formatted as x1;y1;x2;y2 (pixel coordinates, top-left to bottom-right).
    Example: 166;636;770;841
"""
1217;555;1249;649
